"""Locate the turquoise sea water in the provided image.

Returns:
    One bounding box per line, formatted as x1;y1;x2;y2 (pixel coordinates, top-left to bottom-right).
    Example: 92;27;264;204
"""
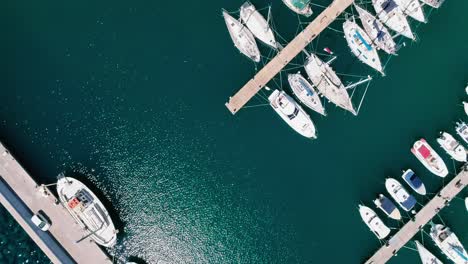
1;0;468;263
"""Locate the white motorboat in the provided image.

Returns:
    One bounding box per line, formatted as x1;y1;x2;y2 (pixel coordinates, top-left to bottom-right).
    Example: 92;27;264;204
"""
282;0;313;17
430;224;468;264
57;177;117;247
411;138;448;177
465;197;468;212
456;121;468;144
222;10;260;62
372;0;415;40
373;194;401;220
359;205;391;239
240;2;277;49
420;0;444;8
401;169;426;195
304;53;357;115
465;83;468;95
415;240;443;264
437;132;467;162
394;0;426;23
288;73;326;116
463;102;468;117
343;19;384;74
268;89;317;138
354;4;397;55
385;178;417;211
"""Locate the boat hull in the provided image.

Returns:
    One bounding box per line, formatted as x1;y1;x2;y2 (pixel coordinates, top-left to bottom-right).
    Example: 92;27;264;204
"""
415;240;443;264
282;0;313;17
240;2;277;49
430;224;468;264
394;0;426;23
359;205;391;239
401;169;426;195
385;178;417;211
222;10;260;62
437;132;467;162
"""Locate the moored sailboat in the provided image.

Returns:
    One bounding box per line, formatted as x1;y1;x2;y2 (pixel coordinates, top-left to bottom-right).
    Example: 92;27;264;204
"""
222;10;260;62
240;2;278;49
282;0;313;17
437;132;467;162
415;240;443;264
411;138;448;177
430;224;468;264
288;73;326;116
372;0;415;40
394;0;426;23
359;205;391;239
373;194;401;220
385;178;417;211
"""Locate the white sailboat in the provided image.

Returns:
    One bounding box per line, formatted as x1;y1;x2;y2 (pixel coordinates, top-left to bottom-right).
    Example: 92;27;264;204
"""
354;4;397;55
456;121;468;144
240;2;278;49
282;0;313;17
268;89;317;138
57;177;117;247
437;132;467;162
304;53;357;115
420;0;444;8
288;73;326;116
343;19;384;74
394;0;426;23
222;10;260;62
359;205;391;239
411;138;448;177
372;0;415;40
430;224;468;264
415;240;443;264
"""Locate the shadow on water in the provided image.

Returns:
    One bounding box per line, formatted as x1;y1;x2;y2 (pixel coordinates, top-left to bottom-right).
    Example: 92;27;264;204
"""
126;256;148;264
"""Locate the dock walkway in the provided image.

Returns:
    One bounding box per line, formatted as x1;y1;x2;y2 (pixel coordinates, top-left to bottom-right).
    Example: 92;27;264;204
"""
364;167;468;264
0;142;111;264
225;0;354;114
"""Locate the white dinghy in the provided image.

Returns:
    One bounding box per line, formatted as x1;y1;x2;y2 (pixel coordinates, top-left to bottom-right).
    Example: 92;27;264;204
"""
222;10;260;62
288;73;326;116
372;0;415;40
240;2;278;49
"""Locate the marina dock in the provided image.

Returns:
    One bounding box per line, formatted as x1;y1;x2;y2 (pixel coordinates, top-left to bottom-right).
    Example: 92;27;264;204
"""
0;142;112;264
364;166;468;264
225;0;354;114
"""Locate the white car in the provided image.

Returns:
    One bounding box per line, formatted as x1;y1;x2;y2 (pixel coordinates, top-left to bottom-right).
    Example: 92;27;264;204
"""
31;211;51;231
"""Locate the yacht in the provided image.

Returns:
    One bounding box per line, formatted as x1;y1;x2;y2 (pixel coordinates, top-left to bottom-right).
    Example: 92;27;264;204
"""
430;224;468;264
343;19;384;74
372;0;415;40
373;194;401;220
282;0;313;17
401;169;426;195
304;53;357;115
288;73;326;116
394;0;426;23
240;2;278;49
359;205;391;239
354;4;397;55
463;102;468;116
437;132;467;162
268;89;317;138
385;178;417;211
222;10;260;62
415;240;443;264
456;121;468;144
57;177;117;247
411;138;448;177
420;0;444;8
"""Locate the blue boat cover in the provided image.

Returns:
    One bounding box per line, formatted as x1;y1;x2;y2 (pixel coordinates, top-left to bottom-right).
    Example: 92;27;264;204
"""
354;31;372;51
298;79;314;96
404;171;423;188
401;195;417;211
380;196;396;214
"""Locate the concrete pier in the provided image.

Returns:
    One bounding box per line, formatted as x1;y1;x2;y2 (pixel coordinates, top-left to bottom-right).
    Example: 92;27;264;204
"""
0;142;112;264
225;0;354;114
364;166;468;264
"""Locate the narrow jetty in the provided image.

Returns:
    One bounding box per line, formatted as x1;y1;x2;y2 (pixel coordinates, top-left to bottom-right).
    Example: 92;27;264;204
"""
364;166;468;264
0;142;111;264
225;0;354;114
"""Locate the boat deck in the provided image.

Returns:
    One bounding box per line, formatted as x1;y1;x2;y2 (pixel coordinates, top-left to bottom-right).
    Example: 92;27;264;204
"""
364;166;468;264
225;0;354;114
0;142;112;264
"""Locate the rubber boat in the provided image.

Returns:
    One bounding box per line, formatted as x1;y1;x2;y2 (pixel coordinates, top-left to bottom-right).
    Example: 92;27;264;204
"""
304;53;357;115
385;178;417;211
268;89;317;138
415;240;443;264
282;0;313;17
222;10;260;62
401;169;426;195
343;19;384;74
411;138;448;177
57;177;117;247
437;132;467;162
430;224;468;264
394;0;426;23
288;73;326;116
354;4;397;55
372;0;415;40
240;2;277;49
420;0;444;8
373;194;401;220
456;121;468;144
359;205;391;239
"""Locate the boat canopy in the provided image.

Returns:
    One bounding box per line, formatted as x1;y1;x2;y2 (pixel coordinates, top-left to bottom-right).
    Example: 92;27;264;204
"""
292;0;309;9
405;172;423;188
381;0;398;12
401;195;417;210
418;145;431;158
380;197;397;214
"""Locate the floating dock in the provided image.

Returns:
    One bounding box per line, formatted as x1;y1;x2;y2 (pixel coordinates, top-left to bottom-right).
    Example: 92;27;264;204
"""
225;0;354;114
0;142;112;264
364;166;468;264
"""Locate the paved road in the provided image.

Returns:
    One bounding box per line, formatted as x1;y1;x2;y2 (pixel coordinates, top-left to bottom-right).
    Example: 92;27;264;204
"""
0;177;76;264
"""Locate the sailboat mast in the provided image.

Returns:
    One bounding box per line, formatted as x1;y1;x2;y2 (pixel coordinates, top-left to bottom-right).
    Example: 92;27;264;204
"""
344;75;372;90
